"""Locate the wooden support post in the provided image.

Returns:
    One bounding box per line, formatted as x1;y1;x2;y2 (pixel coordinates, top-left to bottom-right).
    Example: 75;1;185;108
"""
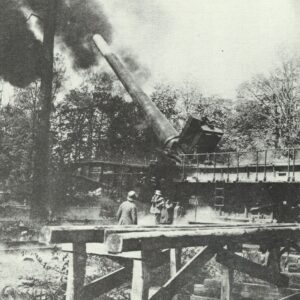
221;265;233;300
170;248;182;277
66;243;87;300
131;247;151;300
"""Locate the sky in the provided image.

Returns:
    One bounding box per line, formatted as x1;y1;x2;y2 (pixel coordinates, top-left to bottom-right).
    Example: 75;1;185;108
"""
100;0;300;98
2;0;300;103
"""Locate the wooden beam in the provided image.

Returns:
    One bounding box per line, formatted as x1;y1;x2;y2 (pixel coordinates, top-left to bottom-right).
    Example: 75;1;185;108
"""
221;244;235;300
131;248;151;300
170;248;182;277
106;226;299;253
103;226;219;240
216;249;289;287
40;226;106;244
66;243;87;300
40;224;218;244
40;223;299;244
221;266;233;300
81;265;132;299
104;224;282;243
150;245;219;300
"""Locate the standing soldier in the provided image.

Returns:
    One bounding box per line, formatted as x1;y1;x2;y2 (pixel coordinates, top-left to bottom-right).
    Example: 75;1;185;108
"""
150;190;164;224
116;191;138;225
160;198;174;224
174;202;185;223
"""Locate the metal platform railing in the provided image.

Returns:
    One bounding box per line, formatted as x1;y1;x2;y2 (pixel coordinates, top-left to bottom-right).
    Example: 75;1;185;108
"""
180;148;300;183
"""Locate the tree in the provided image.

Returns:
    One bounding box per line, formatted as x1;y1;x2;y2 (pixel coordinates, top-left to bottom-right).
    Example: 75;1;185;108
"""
150;82;232;144
221;100;272;151
31;0;58;219
237;55;300;149
151;83;180;130
53;72;153;166
0;104;33;201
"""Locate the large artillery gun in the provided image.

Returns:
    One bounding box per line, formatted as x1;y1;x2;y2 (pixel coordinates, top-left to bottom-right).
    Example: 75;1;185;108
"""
92;34;223;164
87;34;300;218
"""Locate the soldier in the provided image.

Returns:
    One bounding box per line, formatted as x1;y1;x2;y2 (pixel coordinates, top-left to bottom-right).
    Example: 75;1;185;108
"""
116;191;138;225
174;202;185;223
160;198;174;224
150;190;164;224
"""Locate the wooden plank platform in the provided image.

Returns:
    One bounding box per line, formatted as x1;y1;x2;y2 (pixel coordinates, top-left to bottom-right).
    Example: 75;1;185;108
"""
40;223;300;245
105;225;300;253
40;223;300;300
41;224;232;244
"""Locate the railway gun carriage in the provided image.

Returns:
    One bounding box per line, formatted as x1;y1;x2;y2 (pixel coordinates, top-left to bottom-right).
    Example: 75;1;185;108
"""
71;34;300;218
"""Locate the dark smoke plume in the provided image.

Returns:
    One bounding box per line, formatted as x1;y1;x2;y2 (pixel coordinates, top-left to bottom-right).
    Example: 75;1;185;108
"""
0;0;113;87
1;0;149;88
58;0;113;69
25;0;113;69
0;0;43;87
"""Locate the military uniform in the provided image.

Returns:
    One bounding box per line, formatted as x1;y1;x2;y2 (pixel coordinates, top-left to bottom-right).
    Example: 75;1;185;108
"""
160;199;174;224
117;191;138;225
150;191;164;224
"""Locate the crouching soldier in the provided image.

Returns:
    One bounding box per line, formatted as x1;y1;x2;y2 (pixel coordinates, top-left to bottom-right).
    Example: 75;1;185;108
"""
117;191;138;225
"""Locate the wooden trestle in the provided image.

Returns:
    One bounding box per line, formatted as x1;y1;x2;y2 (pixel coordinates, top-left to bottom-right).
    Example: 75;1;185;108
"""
39;223;300;300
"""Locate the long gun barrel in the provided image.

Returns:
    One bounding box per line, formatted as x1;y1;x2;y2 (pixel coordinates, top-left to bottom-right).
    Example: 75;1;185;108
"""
93;34;223;162
93;34;179;151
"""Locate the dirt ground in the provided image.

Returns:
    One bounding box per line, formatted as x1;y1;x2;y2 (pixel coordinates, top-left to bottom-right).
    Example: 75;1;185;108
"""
0;248;67;299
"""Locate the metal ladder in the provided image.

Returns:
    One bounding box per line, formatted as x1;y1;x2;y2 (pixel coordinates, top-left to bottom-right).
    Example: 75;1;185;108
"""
214;184;225;213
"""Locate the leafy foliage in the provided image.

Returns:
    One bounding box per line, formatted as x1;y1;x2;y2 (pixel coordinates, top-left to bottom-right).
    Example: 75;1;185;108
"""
235;55;300;149
0;104;33;201
1;52;300;209
52;72;153;164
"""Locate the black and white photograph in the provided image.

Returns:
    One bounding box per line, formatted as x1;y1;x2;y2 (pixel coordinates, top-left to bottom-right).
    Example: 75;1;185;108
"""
0;0;300;299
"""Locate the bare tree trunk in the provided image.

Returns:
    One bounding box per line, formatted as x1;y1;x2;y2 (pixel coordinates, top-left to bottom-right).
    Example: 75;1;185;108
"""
31;0;58;220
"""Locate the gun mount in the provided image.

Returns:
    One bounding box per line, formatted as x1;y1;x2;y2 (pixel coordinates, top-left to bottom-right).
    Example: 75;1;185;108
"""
93;34;223;163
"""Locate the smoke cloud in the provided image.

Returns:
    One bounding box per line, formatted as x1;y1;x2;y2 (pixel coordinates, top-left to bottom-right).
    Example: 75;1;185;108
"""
0;0;113;87
0;0;43;87
25;0;113;69
119;48;151;84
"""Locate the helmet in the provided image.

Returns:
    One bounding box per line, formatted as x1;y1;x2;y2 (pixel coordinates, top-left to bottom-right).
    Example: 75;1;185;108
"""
155;190;162;195
127;191;137;201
